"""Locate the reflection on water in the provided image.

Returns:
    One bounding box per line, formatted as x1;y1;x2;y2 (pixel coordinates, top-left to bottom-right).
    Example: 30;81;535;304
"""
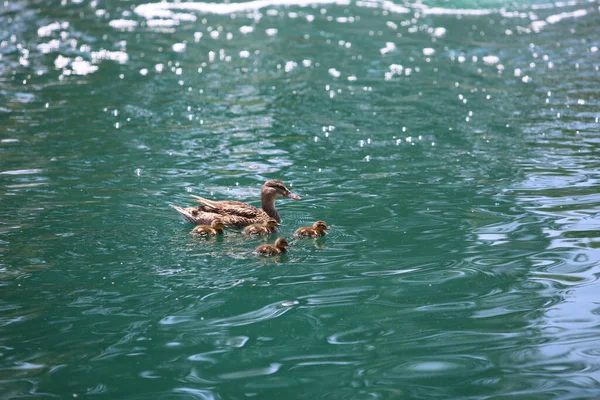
1;0;600;398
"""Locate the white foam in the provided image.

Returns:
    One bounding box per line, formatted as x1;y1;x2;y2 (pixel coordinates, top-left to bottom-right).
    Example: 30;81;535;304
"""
380;0;409;13
91;50;129;64
109;19;138;30
37;22;69;37
71;59;99;75
431;27;447;37
147;19;179;27
380;42;396;55
384;63;403;80
530;1;578;10
135;0;350;17
531;20;548;32
54;55;70;69
420;6;493;16
546;9;587;24
328;68;341;78
284;61;297;72
172;42;186;52
482;55;499;65
37;39;61;54
529;8;587;33
386;21;398;30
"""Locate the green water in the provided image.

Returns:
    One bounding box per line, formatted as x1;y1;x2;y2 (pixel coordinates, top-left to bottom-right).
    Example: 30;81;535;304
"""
2;0;600;398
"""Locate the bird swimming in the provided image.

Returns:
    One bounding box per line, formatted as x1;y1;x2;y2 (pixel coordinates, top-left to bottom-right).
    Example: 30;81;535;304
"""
242;218;279;235
254;237;289;256
173;179;301;227
189;219;225;236
294;220;329;237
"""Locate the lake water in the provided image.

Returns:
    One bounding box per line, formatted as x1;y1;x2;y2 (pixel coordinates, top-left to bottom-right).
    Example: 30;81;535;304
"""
1;0;600;398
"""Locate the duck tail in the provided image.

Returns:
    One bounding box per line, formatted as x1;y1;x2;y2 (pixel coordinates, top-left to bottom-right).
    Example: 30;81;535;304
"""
190;195;220;210
172;205;199;224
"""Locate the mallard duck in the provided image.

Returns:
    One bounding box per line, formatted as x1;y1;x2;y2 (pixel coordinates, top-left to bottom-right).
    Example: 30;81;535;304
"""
294;220;329;237
173;179;301;227
242;218;279;235
189;219;225;236
254;237;289;256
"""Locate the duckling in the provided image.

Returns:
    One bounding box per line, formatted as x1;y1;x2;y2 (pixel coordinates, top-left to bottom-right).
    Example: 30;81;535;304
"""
189;219;225;236
294;220;329;237
254;238;289;256
242;218;279;235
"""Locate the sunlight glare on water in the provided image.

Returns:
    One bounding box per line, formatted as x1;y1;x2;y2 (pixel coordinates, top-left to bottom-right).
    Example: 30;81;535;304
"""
1;0;600;398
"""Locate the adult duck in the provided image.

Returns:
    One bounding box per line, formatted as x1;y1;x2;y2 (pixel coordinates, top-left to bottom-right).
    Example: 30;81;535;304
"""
172;179;301;227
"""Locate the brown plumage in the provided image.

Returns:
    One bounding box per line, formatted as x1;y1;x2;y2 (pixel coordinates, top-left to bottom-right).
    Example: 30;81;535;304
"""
172;180;301;227
189;219;225;236
254;238;289;256
242;219;279;235
294;220;329;237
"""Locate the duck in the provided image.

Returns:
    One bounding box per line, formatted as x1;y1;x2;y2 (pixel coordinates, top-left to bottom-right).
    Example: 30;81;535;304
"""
189;219;225;236
242;218;279;235
173;179;301;227
294;220;329;237
254;237;289;256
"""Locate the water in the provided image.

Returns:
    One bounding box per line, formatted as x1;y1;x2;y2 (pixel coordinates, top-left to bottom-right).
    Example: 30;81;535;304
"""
1;0;600;397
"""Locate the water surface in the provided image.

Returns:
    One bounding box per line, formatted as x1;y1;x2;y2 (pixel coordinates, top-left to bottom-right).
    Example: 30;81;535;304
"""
1;0;600;398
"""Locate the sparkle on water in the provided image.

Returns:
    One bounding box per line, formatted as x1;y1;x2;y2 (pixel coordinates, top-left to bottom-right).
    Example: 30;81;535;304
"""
1;0;600;398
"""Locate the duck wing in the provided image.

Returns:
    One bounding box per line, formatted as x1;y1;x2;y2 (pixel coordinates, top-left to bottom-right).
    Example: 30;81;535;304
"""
191;195;261;219
172;205;266;227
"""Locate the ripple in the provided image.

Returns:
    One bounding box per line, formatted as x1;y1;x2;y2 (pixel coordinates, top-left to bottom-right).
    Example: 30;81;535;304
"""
172;388;217;400
159;316;194;325
0;169;44;175
328;325;394;345
218;362;281;379
208;301;296;327
188;350;227;364
2;0;600;398
360;268;418;277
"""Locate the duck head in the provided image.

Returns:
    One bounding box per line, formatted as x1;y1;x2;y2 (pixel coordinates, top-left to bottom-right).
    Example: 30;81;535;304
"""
313;220;329;232
211;219;225;231
274;237;289;250
262;180;301;201
265;218;280;229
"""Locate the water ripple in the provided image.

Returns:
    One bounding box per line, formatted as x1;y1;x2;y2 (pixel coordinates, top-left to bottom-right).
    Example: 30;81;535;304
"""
1;0;600;398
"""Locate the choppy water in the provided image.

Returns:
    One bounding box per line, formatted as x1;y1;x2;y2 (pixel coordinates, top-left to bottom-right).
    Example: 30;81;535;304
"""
1;0;600;398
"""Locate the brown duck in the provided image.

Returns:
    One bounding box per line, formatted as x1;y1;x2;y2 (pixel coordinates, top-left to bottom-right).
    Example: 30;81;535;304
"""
294;220;329;237
254;238;289;256
189;219;225;236
242;218;279;235
173;180;301;227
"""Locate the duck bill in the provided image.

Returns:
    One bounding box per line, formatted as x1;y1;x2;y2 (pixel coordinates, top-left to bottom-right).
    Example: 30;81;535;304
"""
285;191;301;200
